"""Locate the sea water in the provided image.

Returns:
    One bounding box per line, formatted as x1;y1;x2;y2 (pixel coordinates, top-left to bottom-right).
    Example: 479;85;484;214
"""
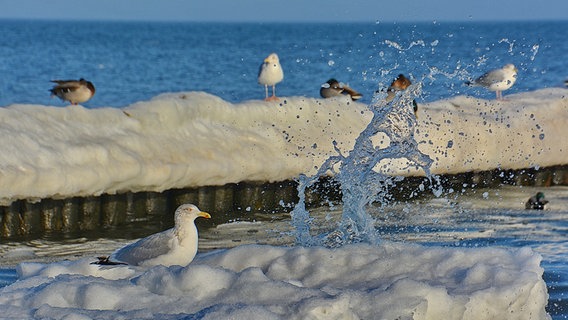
0;20;565;107
0;20;567;319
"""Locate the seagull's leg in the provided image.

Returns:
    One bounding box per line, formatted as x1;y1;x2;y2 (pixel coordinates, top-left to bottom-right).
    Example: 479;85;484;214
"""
265;85;269;100
265;86;279;101
496;91;502;100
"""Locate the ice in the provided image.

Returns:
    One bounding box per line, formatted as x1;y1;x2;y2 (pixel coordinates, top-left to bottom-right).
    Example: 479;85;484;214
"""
0;92;370;205
413;88;568;175
0;243;549;319
0;88;565;205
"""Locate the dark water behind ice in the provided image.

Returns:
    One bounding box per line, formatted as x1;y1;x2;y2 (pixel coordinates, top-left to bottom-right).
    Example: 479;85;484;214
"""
0;20;566;107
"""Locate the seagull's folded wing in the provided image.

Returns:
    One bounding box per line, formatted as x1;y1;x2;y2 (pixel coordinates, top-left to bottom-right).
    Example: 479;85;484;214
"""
113;230;174;265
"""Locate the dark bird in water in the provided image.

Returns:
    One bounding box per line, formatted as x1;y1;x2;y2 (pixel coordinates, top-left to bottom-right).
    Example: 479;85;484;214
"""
525;192;549;210
320;78;362;100
465;64;517;100
49;78;96;105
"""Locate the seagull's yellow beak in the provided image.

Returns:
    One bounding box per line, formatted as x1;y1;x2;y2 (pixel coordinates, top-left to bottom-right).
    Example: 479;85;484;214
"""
199;211;211;219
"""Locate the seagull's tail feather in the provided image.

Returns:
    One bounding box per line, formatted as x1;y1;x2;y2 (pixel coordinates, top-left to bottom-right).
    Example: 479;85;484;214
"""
91;256;128;266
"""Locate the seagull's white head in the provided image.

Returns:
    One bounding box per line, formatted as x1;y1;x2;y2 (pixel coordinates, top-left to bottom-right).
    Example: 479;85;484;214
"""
264;53;280;64
503;64;517;73
174;204;211;227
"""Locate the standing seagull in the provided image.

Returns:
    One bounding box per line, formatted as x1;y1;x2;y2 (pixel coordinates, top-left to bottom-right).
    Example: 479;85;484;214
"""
107;204;211;267
258;53;284;101
49;78;96;105
466;64;518;100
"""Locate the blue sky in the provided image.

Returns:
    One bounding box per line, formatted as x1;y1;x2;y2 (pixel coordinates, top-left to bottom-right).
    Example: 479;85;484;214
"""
1;0;566;22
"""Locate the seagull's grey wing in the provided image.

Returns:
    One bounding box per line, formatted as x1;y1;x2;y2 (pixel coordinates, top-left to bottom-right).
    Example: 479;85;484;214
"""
258;62;266;78
113;230;174;265
476;69;505;86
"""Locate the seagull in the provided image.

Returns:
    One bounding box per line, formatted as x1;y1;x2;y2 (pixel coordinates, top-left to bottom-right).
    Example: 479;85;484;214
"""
258;53;284;101
465;64;518;100
525;192;549;210
107;204;211;267
320;78;362;100
49;78;96;105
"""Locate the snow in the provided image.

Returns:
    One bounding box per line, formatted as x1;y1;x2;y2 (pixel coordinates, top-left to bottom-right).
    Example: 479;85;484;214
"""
0;243;549;319
414;88;568;175
0;92;370;205
0;88;565;205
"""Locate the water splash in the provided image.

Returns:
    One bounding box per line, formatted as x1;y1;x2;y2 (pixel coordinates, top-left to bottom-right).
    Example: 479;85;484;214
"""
530;44;540;61
384;40;426;51
498;38;516;54
291;83;434;247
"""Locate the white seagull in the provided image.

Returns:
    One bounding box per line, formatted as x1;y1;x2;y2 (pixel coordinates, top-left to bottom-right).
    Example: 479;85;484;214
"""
109;204;211;267
466;64;518;100
258;53;284;101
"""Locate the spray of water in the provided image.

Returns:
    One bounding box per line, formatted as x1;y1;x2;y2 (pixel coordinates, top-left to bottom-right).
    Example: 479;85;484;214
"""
291;82;434;247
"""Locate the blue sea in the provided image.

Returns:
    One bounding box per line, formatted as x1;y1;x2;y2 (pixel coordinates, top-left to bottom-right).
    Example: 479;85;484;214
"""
0;20;566;107
0;19;567;319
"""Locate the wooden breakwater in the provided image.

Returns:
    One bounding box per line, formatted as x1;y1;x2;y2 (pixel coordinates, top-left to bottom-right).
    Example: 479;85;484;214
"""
1;165;568;239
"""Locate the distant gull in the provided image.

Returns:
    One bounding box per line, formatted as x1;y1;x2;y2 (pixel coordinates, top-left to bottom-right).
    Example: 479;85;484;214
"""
49;78;96;105
320;78;362;100
525;192;549;210
465;64;518;100
104;204;211;267
258;53;284;101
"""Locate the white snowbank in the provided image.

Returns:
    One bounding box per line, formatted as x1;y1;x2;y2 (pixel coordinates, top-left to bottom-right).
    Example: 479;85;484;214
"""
0;243;549;319
0;88;566;204
414;88;568;175
0;93;369;205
